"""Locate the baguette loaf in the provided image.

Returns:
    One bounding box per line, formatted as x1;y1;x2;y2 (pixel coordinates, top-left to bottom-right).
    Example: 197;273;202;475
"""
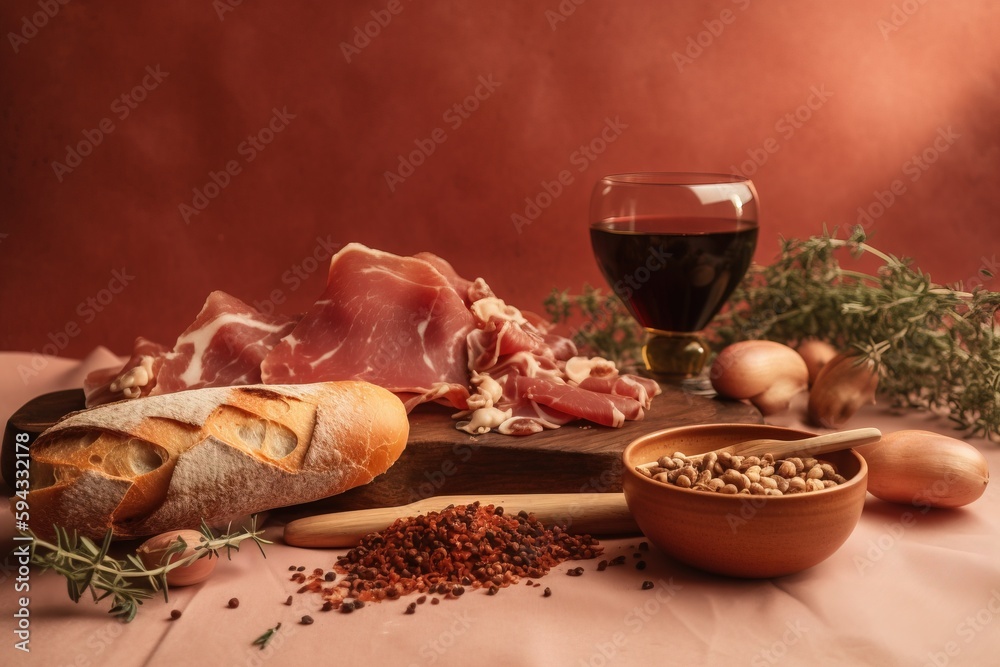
23;381;409;540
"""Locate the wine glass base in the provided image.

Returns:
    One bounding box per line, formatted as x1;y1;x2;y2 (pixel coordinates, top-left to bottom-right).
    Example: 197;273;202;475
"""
641;331;710;381
678;373;715;396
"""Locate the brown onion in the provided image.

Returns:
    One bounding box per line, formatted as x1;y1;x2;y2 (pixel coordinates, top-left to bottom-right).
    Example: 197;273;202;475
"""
856;430;989;509
807;353;879;428
796;339;838;387
710;341;809;416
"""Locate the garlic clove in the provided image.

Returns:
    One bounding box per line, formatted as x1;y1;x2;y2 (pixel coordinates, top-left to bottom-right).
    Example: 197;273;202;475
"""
137;529;217;587
856;430;989;509
807;353;879;428
710;341;809;416
796;339;838;387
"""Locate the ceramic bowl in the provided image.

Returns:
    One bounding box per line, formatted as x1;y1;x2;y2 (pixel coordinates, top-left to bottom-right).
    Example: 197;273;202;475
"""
621;423;868;578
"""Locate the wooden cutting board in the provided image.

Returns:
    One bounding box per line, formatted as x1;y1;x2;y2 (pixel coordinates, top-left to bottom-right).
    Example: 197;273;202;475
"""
2;386;760;513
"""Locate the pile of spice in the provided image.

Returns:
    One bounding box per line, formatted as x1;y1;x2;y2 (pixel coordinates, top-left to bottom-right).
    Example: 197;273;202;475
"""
291;501;602;612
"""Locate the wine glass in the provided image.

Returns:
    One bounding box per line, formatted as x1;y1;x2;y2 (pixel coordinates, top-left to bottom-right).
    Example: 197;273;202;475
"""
589;172;759;382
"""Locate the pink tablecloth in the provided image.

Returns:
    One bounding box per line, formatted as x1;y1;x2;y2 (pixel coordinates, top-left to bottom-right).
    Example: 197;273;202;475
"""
1;351;998;667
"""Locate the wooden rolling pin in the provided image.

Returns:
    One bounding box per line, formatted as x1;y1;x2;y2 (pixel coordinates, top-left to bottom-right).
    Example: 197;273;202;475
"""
283;493;639;548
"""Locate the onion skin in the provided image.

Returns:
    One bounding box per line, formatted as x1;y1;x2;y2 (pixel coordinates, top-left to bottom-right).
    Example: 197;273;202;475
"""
137;529;217;587
796;340;838;387
856;430;989;509
710;341;809;416
807;353;879;428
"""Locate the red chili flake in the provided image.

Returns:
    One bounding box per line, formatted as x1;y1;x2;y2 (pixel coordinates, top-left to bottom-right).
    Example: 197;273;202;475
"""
294;502;601;610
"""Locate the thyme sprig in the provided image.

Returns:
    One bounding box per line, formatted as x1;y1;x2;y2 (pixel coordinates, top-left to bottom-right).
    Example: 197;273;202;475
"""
548;226;1000;440
23;517;270;622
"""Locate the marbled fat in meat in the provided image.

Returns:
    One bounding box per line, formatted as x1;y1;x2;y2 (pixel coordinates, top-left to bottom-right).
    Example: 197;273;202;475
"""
150;291;298;395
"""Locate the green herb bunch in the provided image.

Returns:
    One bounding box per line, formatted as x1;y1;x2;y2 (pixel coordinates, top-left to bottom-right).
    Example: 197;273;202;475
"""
23;518;270;622
548;226;1000;441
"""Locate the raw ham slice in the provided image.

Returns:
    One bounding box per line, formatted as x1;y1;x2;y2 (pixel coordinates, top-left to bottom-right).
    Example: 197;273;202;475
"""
466;297;573;371
261;244;475;410
413;252;484;305
456;293;656;434
83;337;168;407
467;318;545;370
578;374;659;411
150;291;298;395
80;243;660;436
515;376;643;428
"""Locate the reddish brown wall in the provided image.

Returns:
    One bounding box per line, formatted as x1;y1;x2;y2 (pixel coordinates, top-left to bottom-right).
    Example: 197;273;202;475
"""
2;0;999;358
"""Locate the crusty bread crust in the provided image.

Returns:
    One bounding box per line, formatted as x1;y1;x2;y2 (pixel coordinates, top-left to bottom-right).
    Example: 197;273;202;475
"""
24;382;408;539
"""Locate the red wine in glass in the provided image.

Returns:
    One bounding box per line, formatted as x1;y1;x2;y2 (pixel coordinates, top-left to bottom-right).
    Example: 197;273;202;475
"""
589;174;759;379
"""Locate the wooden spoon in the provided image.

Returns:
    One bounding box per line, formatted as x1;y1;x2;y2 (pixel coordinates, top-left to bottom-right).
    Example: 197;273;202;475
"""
284;493;636;548
638;426;883;469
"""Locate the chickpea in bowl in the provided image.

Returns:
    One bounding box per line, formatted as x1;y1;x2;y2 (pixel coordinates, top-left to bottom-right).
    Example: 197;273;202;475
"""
622;423;868;578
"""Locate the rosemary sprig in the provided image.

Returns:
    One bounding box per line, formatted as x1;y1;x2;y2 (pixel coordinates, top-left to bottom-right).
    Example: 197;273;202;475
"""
23;517;271;622
548;226;1000;441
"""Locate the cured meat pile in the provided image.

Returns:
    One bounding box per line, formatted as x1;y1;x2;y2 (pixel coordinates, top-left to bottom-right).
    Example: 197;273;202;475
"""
84;244;660;435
